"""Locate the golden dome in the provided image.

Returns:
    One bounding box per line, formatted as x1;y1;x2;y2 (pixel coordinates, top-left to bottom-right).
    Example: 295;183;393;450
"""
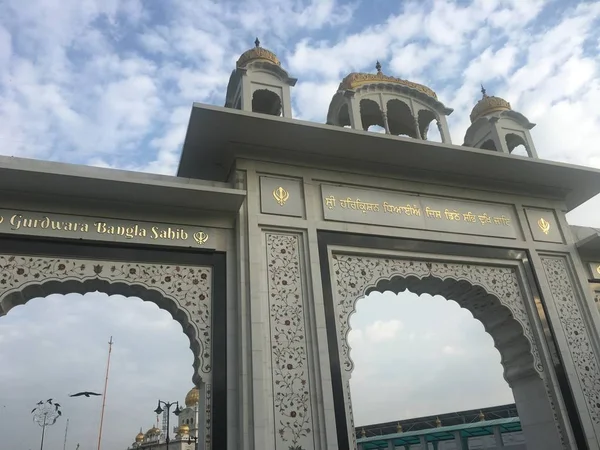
145;426;161;436
470;86;511;123
178;424;190;435
236;38;281;68
185;387;200;407
338;61;437;100
135;431;144;442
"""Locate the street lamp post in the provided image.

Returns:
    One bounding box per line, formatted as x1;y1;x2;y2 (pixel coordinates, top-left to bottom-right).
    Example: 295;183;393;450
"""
154;400;181;450
31;400;61;450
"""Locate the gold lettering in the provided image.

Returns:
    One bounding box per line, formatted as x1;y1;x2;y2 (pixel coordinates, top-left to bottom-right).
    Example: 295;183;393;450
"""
478;213;492;225
463;212;476;223
10;214;21;230
338;197;380;213
96;222;108;233
151;226;186;240
493;215;511;226
444;209;461;221
324;195;336;210
404;204;421;216
425;206;442;219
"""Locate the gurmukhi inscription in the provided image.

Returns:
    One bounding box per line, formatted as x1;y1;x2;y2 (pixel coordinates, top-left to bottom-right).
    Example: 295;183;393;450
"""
321;185;518;239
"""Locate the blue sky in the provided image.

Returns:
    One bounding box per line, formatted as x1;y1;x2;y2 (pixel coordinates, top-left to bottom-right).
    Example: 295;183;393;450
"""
1;0;600;449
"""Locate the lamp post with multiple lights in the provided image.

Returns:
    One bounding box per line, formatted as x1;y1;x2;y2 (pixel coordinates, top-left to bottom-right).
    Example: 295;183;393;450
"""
31;399;61;450
153;400;181;450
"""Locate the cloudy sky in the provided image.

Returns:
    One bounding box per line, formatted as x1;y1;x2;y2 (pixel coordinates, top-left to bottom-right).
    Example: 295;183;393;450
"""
1;0;600;448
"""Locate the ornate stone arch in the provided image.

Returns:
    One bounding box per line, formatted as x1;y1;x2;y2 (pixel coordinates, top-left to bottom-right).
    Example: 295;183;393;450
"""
329;252;567;450
0;254;215;448
0;254;212;377
332;253;543;382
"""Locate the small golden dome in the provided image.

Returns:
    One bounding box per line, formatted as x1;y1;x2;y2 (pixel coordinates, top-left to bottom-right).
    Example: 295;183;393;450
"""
236;37;281;68
338;61;437;100
145;426;161;436
135;431;144;442
178;424;190;435
470;86;511;123
185;387;200;407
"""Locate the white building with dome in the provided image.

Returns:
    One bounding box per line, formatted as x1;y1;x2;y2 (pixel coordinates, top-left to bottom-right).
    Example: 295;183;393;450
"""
126;387;202;450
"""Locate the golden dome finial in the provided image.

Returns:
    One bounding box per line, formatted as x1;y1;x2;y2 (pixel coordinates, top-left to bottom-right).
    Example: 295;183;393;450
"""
396;422;403;433
435;417;442;427
361;428;366;437
135;428;144;442
479;410;485;421
469;87;511;123
178;424;190;435
236;38;281;68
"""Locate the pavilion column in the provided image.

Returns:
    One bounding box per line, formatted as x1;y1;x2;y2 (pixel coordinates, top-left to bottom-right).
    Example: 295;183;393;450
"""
387;440;394;449
381;110;390;134
413;115;422;139
453;431;465;449
493;426;504;448
347;94;363;130
419;435;427;449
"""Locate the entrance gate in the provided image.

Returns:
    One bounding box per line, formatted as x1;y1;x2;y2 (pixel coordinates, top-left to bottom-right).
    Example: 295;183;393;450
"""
2;107;600;450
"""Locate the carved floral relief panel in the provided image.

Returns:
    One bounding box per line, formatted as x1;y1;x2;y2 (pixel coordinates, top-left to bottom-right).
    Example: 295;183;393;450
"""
266;233;314;450
541;256;600;425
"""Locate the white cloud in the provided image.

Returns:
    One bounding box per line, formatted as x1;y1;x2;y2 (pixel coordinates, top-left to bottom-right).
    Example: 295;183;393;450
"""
365;319;403;343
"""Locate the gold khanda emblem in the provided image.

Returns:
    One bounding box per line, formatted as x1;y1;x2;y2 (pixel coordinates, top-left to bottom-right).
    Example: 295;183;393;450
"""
537;217;551;235
193;231;209;245
273;186;290;206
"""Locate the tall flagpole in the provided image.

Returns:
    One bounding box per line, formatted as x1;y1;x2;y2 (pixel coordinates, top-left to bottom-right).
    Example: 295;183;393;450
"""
97;336;113;450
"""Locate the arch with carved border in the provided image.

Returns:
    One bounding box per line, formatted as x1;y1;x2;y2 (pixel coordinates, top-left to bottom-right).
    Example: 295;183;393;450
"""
329;252;567;450
0;254;215;450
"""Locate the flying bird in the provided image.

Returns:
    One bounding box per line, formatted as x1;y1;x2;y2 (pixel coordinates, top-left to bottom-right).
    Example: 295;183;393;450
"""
31;408;36;414
70;391;102;398
36;401;43;405
54;403;61;409
47;399;53;404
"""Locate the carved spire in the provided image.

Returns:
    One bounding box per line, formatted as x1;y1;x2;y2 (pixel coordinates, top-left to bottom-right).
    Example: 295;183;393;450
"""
254;37;260;47
375;60;382;74
481;84;487;97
